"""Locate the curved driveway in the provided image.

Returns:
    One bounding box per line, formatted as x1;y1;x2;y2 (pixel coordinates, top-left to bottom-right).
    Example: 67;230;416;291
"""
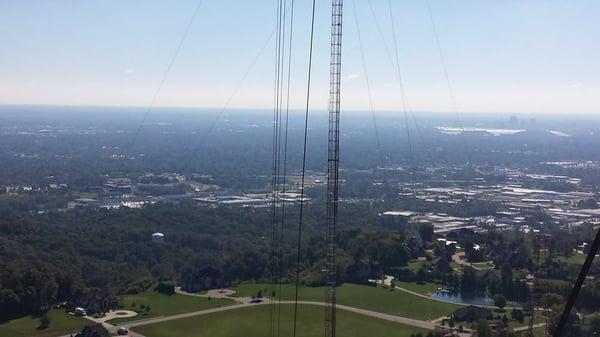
60;286;535;337
125;300;437;330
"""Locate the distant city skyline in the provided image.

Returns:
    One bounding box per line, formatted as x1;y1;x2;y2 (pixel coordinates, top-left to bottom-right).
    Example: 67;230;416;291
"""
1;0;600;114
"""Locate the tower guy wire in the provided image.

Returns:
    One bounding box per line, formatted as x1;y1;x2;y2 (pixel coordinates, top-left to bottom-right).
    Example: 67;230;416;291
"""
129;1;204;152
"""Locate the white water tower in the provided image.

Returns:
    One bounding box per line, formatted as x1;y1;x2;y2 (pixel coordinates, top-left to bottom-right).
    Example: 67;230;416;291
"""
151;232;165;243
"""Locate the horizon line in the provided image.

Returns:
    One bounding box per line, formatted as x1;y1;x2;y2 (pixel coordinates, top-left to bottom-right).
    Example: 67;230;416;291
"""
0;103;598;118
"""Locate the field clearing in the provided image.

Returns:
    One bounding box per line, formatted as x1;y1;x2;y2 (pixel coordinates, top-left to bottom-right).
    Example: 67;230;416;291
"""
556;253;587;265
405;260;426;272
133;304;428;337
235;283;459;320
542;278;571;287
108;291;233;325
471;261;495;269
393;281;441;295
451;262;463;271
0;309;89;337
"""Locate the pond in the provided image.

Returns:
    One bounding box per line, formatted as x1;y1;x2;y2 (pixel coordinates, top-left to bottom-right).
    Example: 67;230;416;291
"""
431;291;493;306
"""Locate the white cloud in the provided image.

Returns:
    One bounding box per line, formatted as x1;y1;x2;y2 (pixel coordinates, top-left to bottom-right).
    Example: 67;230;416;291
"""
124;67;135;75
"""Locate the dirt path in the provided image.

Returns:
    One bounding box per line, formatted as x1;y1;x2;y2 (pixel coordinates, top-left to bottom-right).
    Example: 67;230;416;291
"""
452;252;495;271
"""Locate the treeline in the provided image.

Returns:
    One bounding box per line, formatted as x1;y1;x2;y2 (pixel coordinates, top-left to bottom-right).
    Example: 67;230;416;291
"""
0;202;425;320
394;242;530;303
0;203;273;319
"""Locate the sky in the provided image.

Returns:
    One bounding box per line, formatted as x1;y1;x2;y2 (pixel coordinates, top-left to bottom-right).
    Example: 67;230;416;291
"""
1;0;600;114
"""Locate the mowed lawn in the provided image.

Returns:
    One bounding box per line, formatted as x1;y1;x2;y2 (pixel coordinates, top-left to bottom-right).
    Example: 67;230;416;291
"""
235;283;459;320
471;261;495;270
134;304;428;337
393;281;441;295
556;252;587;266
405;260;427;272
0;309;89;337
108;291;234;325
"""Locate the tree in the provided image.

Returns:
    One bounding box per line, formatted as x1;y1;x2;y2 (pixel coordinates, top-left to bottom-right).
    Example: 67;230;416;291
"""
0;288;21;317
510;308;524;323
38;312;50;330
494;294;507;310
74;324;109;337
475;319;492;337
460;267;480;294
416;267;428;283
155;281;175;295
578;198;598;209
419;224;434;242
542;293;564;308
587;315;600;336
145;305;151;312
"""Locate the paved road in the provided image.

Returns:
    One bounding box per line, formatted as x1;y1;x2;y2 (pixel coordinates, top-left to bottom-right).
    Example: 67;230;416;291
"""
513;323;546;332
58;286;529;337
58;299;447;337
452;252;495;271
125;300;438;330
174;286;253;303
393;284;505;309
85;309;138;324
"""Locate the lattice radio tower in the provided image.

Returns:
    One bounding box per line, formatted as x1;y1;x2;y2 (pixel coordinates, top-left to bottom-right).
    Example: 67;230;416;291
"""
325;1;343;337
528;232;552;337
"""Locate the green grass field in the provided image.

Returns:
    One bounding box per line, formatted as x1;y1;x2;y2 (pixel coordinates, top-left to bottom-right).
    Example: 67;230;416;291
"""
133;304;428;337
556;252;587;266
0;309;90;337
542;278;571;287
450;262;464;271
235;283;460;320
405;260;426;272
393;281;441;295
108;291;234;325
471;261;495;269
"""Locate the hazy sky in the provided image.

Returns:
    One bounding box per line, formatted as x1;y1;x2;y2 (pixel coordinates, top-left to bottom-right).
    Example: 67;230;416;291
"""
1;1;599;114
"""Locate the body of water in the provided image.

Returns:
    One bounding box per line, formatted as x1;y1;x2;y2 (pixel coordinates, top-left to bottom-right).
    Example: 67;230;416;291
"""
431;291;493;306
